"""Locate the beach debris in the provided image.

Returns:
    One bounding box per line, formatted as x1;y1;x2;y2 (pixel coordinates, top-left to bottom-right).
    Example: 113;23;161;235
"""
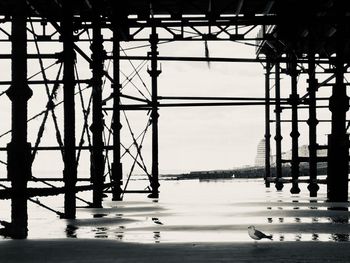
248;226;273;240
152;218;163;225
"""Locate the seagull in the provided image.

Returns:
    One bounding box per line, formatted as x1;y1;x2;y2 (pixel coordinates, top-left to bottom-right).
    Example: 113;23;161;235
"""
248;226;273;241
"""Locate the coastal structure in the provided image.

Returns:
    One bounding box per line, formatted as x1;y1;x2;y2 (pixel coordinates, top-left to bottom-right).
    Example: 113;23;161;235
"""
270;145;327;166
0;0;349;239
255;139;268;167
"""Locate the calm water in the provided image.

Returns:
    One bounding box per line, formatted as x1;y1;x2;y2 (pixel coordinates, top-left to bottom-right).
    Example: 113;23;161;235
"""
1;178;350;243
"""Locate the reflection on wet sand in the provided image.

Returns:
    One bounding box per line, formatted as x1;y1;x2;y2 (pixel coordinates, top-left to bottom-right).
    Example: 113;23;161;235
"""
153;231;160;243
115;231;124;240
328;206;349;241
295;234;302;241
294;217;301;223
255;197;350;242
328;207;349;223
312;233;319;241
65;224;78;238
14;180;350;243
93;213;107;218
94;227;108;238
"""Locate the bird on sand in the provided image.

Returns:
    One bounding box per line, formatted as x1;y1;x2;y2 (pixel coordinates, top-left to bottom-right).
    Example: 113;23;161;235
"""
248;226;273;240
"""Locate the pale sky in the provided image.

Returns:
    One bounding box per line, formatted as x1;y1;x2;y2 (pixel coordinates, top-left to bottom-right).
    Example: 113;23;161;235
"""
119;39;333;175
0;24;338;178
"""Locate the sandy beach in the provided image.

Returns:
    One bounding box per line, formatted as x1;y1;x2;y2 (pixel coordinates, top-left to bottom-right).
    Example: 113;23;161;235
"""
2;239;350;263
1;180;350;262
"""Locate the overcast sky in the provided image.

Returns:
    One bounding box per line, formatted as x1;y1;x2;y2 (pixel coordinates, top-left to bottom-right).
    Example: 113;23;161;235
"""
0;24;337;177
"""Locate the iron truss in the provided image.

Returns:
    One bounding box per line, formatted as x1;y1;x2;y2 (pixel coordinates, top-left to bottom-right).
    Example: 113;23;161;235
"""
0;0;349;238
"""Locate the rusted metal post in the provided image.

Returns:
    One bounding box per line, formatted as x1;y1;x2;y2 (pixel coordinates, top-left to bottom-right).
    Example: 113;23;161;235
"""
91;7;105;207
7;0;32;238
307;52;319;197
111;15;123;201
289;55;300;194
274;62;283;191
62;0;77;219
327;15;349;202
264;61;271;188
148;25;161;198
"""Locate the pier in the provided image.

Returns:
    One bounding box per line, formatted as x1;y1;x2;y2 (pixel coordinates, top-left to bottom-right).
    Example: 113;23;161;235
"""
0;0;349;239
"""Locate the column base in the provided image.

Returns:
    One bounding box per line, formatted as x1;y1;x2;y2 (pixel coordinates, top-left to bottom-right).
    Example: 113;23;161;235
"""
290;184;301;194
148;192;159;199
308;183;319;197
275;181;284;191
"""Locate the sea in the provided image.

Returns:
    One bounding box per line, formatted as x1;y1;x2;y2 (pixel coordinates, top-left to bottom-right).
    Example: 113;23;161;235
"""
1;178;350;243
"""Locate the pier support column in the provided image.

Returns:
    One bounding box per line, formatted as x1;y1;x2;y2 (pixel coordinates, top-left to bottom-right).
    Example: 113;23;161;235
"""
148;26;161;198
264;61;271;188
7;1;32;238
327;21;349;202
289;55;300;194
111;16;123;201
307;52;319;197
274;63;283;191
62;0;77;219
90;8;105;207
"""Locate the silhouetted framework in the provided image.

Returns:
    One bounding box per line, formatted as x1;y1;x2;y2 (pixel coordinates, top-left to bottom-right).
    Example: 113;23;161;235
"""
307;52;319;197
0;0;349;238
264;61;271;188
62;0;77;219
327;7;349;202
149;24;161;198
289;55;300;194
274;62;283;191
111;9;123;201
6;0;32;238
90;1;105;208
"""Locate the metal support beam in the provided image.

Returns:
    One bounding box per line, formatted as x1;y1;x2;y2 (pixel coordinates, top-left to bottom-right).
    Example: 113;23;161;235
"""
327;15;349;202
148;25;161;198
307;52;319;197
289;55;300;194
111;14;123;201
6;1;32;238
113;55;340;65
264;61;271;188
91;8;105;207
62;0;77;218
274;63;283;191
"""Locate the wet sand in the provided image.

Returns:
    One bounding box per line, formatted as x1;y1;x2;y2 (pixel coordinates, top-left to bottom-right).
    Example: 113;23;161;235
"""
1;180;350;261
1;239;350;263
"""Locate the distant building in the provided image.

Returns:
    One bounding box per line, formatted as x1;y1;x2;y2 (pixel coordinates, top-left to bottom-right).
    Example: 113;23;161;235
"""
255;138;328;167
255;139;271;167
271;145;327;165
